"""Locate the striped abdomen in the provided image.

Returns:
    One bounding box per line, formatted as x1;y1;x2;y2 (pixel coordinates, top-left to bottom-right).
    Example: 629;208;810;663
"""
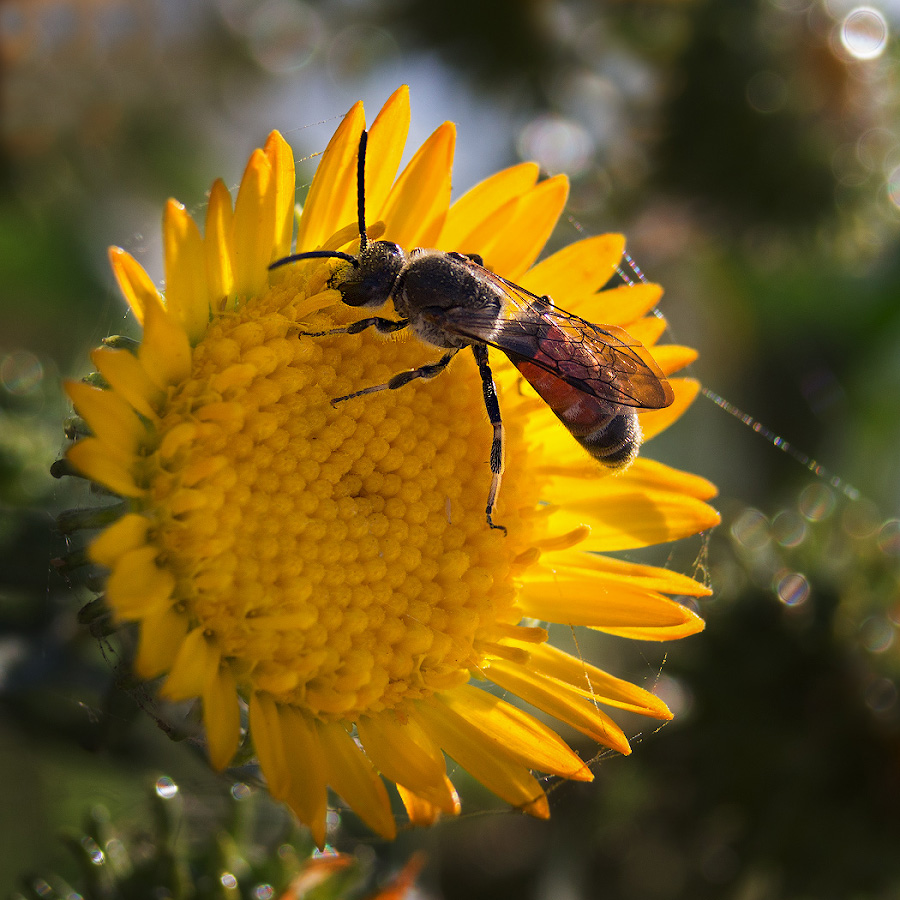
513;359;641;469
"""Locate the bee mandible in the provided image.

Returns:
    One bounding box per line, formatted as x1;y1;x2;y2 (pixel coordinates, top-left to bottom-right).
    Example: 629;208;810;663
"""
271;130;674;533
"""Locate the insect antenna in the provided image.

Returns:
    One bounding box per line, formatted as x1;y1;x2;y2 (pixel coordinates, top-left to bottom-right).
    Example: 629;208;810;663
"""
269;129;372;271
356;129;370;252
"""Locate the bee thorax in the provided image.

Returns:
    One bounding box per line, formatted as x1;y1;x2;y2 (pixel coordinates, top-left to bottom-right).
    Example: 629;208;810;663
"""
395;249;504;349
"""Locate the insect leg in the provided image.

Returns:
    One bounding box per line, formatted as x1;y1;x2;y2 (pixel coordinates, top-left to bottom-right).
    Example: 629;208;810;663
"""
331;349;459;404
471;344;506;535
300;317;409;338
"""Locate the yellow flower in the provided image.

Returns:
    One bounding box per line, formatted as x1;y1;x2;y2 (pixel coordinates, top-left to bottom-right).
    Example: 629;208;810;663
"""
63;85;719;845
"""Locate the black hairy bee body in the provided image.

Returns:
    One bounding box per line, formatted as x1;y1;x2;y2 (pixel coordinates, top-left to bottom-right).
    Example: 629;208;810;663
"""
271;131;673;532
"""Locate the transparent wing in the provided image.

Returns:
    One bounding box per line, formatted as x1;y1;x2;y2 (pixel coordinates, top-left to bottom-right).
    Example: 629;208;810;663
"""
431;259;674;410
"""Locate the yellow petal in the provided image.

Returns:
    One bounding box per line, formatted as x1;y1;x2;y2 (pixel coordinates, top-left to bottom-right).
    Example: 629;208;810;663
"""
623;314;667;348
205;178;235;311
108;246;161;325
517;576;705;641
363;85;411;222
138;290;192;390
439;684;593;780
585;282;664;326
357;711;457;812
90;346;163;422
264;130;297;260
650;344;699;376
249;693;291;800
414;696;549;818
66;437;144;498
396;784;445;827
439;162;540;250
204;663;241;771
545;549;712;597
559;492;720;551
380;121;455;249
232;148;276;298
134;604;189;679
65;380;149;456
480;174;569;281
640;378;700;441
88;513;151;568
164;199;209;343
161;626;219;700
281;708;329;848
106;545;175;619
518;233;626;306
611;457;719;499
484;658;631;754
542;459;721;550
505;641;673;719
294;100;365;251
318;720;397;840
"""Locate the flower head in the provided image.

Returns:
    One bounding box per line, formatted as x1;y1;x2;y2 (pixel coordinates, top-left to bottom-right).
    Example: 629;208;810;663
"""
62;86;720;844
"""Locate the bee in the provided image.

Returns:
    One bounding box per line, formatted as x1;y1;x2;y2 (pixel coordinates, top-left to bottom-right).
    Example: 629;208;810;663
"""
271;130;674;533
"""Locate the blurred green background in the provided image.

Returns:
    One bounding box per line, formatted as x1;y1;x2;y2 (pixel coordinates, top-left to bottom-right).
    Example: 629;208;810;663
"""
2;0;899;897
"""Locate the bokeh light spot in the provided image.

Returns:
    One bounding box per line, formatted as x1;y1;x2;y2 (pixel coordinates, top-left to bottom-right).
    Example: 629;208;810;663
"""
244;0;323;73
772;509;807;547
1;350;43;395
840;7;888;60
887;164;900;209
155;775;179;799
799;484;835;521
746;71;788;114
775;572;810;606
653;674;693;719
842;498;881;538
518;114;594;177
81;836;104;865
865;677;897;713
860;616;894;653
253;886;275;900
31;879;52;899
231;781;252;800
877;518;900;555
731;508;770;550
221;872;238;889
327;25;399;80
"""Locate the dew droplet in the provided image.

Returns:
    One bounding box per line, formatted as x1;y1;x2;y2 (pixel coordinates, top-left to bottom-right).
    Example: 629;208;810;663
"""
221;872;238;889
775;571;810;606
155;775;179;799
840;7;888;60
798;484;835;521
253;885;275;900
